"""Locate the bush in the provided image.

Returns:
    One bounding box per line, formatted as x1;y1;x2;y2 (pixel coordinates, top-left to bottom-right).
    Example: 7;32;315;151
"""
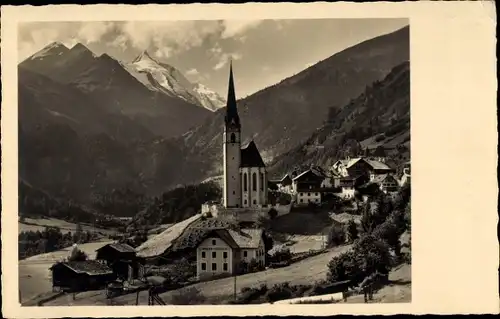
374;134;386;142
268;208;278;220
346;220;359;243
327;251;363;284
327;222;345;247
170;287;206;305
353;234;392;275
270;247;292;263
266;283;293;303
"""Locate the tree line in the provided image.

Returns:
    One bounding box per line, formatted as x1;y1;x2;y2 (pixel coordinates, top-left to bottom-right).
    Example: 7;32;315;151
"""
18;224;99;260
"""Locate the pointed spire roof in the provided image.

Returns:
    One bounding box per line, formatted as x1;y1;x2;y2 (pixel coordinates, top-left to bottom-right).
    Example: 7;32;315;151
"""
224;61;240;128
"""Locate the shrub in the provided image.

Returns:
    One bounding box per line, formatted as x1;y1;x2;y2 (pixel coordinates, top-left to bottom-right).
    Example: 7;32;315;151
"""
374;134;386;142
170;287;206;305
266;283;293;303
248;258;263;273
268;208;278;220
327;222;345;247
353;234;392;275
270;247;292;263
346;219;359;243
327;251;363;284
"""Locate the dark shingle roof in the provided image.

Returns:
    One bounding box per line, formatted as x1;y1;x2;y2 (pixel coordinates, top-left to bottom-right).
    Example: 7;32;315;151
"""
51;260;113;276
240;141;265;168
96;242;136;253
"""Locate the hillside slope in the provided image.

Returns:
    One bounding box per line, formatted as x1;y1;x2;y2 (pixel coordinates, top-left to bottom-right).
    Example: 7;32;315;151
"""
176;26;409;181
269;61;410;176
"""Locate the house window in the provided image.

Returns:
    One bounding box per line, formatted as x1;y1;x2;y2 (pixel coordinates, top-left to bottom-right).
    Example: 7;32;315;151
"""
230;133;236;143
223;263;228;271
212;263;217;271
253;199;256;205
243;173;248;191
252;173;257;191
300;199;303;203
243;251;248;257
223;252;228;259
244;199;247;205
201;263;207;271
212;239;216;245
308;193;311;196
315;193;318;196
202;251;206;258
233;191;235;195
212;251;216;258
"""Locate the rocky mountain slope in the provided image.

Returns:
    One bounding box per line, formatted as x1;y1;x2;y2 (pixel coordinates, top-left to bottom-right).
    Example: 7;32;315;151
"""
19;43;212;138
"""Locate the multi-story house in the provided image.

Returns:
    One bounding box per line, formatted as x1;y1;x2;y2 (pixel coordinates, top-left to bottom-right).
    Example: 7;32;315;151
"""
195;228;265;280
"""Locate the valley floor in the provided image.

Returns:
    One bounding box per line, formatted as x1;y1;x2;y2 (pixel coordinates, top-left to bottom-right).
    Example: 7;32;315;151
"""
41;244;353;306
19;240;113;303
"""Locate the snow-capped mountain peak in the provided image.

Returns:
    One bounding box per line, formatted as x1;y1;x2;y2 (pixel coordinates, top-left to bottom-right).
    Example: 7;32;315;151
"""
124;51;226;111
193;83;226;111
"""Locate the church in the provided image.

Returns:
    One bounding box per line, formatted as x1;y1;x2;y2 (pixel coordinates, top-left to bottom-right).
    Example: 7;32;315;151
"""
222;63;269;209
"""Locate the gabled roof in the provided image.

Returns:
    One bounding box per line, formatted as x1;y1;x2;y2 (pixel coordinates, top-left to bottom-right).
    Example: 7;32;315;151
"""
50;260;113;276
241;141;265;167
345;157;364;169
96;242;136;253
228;228;263;249
211;229;240;249
197;228;263;250
292;169;323;181
365;159;392;170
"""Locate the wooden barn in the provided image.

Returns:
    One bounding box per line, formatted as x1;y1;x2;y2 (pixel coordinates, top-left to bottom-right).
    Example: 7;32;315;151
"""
95;242;143;281
49;260;115;292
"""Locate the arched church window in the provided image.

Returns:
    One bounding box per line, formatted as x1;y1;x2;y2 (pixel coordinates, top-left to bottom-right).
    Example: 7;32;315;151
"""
230;133;236;143
243;173;248;191
260;172;264;191
252;173;257;191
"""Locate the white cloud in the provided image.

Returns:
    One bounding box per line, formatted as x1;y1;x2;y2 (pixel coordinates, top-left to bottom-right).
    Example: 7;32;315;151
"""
18;21;115;61
186;68;199;76
18;20;223;61
77;22;113;44
153;46;173;59
119;21;221;56
209;43;223;55
221;20;263;39
213;52;242;71
111;34;127;51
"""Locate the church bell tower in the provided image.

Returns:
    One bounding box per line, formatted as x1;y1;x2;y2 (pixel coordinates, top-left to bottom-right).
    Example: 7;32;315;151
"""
223;62;242;208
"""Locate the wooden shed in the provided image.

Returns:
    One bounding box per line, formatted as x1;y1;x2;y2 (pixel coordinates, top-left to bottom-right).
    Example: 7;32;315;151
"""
95;243;143;280
49;260;116;292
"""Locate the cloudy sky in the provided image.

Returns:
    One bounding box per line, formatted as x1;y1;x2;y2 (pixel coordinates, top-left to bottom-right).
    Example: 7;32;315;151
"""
18;19;408;98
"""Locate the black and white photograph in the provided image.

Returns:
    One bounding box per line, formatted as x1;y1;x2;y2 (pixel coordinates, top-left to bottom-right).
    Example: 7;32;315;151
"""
14;16;412;307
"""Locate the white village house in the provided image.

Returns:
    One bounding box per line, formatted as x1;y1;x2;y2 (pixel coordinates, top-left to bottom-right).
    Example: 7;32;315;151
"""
195;228;265;280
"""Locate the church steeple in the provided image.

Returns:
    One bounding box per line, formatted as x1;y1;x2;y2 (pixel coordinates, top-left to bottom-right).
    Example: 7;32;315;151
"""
224;61;240;128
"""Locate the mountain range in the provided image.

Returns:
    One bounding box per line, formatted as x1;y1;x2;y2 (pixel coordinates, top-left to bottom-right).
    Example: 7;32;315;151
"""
18;25;410;206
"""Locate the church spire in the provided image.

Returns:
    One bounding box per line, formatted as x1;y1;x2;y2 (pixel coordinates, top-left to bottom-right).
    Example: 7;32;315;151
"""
225;60;240;128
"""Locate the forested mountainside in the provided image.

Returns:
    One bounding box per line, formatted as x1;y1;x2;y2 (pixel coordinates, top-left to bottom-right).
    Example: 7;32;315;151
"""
268;61;410;177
